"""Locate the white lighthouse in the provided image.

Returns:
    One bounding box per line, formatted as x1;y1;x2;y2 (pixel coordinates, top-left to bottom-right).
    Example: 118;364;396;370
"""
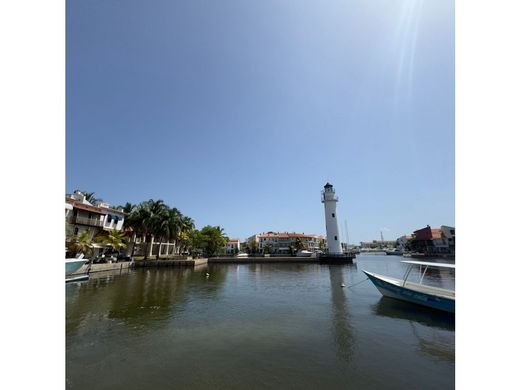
321;183;343;254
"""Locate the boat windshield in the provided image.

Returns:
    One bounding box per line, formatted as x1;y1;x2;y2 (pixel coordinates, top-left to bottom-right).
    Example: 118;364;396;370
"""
402;261;455;291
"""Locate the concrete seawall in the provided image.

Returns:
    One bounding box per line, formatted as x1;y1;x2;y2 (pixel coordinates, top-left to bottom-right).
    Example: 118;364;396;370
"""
72;261;132;275
208;256;319;264
131;259;208;267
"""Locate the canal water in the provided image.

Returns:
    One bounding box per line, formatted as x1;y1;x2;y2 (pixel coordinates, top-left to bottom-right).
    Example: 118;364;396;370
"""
66;255;455;389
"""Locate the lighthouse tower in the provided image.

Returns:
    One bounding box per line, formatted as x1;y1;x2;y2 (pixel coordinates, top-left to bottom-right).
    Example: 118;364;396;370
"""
321;183;343;254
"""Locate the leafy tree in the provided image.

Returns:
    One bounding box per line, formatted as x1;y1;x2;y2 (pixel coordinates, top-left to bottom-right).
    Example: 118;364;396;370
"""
187;229;204;256
195;226;228;257
319;240;327;252
94;229;128;252
295;237;306;251
289;243;296;256
248;238;258;254
66;230;93;257
264;242;273;254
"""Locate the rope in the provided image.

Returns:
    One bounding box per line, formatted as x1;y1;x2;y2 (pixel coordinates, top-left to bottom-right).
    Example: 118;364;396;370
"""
347;277;369;289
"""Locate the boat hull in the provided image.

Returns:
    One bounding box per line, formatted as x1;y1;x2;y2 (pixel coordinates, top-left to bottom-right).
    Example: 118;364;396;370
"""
363;271;455;313
65;259;87;275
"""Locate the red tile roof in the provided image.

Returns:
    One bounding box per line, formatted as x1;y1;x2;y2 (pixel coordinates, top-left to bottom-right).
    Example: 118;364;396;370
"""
72;202;107;214
431;229;443;240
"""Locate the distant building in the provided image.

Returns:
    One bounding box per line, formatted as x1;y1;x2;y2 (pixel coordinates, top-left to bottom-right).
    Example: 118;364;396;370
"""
412;225;454;255
66;190;125;256
440;225;455;254
226;239;240;254
396;235;413;251
250;232;326;255
360;240;396;249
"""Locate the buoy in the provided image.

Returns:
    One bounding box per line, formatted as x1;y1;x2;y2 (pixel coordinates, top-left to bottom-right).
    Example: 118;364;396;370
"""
341;283;345;287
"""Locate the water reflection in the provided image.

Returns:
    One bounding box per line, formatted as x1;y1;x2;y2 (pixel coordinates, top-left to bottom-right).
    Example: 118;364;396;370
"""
66;266;227;337
372;297;455;331
327;264;356;362
372;297;455;362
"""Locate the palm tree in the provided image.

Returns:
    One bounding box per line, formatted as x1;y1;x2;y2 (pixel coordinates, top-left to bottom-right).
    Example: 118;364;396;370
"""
67;230;93;258
83;192;99;205
125;203;149;258
295;237;306;251
119;202;136;215
94;229;128;252
177;216;195;254
144;199;169;260
264;242;273;254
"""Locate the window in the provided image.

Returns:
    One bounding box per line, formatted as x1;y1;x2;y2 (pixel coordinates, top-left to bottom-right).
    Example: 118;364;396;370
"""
106;214;112;223
332;213;335;218
334;236;337;240
74;227;79;236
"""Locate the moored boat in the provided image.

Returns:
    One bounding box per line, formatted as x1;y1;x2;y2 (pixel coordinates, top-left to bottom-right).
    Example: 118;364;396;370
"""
296;250;313;257
363;260;455;313
385;249;403;256
66;254;87;275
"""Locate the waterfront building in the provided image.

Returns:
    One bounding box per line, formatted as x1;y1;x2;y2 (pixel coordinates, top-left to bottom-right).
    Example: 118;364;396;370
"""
66;190;125;256
226;239;240;254
440;225;456;254
412;225;454;255
321;183;342;254
66;191;125;239
249;232;326;255
396;235;413;251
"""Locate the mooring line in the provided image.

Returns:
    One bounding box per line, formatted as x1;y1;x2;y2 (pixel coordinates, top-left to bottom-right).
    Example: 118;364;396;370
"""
347;277;369;289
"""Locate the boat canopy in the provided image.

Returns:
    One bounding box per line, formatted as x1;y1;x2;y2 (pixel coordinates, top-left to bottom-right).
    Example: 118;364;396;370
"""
401;260;455;269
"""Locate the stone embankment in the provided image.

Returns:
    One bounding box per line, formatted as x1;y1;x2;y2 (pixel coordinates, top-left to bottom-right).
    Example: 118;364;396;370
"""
131;258;208;267
72;261;132;275
208;256;318;264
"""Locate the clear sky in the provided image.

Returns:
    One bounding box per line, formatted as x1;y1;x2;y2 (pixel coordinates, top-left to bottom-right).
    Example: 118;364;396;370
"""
66;0;454;244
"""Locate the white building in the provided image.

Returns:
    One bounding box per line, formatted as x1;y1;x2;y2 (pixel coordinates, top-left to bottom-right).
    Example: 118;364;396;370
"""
321;183;342;254
66;191;125;255
251;232;326;254
226;239;240;254
440;225;455;254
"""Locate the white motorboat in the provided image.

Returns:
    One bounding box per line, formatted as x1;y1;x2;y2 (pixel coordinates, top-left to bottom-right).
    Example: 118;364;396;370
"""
65;253;87;275
296;250;313;257
363;260;455;313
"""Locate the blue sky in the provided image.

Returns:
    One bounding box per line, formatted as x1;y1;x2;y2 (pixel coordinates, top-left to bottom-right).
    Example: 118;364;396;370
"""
66;0;454;243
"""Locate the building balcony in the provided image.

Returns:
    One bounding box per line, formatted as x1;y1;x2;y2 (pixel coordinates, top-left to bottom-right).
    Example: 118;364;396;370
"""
72;216;104;227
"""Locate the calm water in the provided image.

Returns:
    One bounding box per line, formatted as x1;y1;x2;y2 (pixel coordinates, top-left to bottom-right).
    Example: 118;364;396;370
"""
66;255;455;389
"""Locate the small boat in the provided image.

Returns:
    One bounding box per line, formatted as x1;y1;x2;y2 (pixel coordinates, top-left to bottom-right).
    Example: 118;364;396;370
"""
363;260;455;313
65;254;87;275
236;253;249;258
296;250;313;257
385;249;403;256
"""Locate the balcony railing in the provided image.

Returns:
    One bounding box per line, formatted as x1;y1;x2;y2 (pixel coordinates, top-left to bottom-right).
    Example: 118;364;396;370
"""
72;216;104;227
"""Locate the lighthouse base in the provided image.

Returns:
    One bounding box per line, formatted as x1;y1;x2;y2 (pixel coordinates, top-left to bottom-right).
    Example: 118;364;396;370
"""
318;252;356;264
